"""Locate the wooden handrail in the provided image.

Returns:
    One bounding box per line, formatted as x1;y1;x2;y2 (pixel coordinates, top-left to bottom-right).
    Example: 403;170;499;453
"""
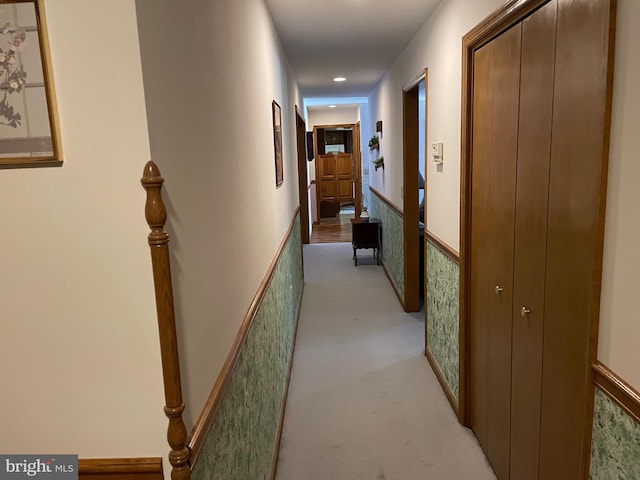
141;161;190;480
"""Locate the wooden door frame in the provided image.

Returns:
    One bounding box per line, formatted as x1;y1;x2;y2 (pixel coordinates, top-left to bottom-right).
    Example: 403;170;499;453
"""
295;106;310;244
313;123;361;221
418;72;430;355
402;69;427;313
353;122;363;219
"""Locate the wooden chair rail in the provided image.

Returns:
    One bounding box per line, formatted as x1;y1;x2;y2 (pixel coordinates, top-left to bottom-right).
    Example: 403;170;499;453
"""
141;161;190;480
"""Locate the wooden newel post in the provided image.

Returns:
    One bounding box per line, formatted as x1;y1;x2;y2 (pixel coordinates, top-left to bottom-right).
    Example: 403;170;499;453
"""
141;161;191;480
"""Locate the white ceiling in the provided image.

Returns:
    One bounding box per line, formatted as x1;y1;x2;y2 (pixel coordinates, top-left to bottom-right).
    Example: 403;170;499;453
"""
264;0;441;98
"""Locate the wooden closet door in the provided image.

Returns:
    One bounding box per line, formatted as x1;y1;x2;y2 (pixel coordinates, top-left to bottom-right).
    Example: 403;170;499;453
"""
509;3;557;479
540;0;615;477
469;40;493;455
470;23;522;480
317;153;338;211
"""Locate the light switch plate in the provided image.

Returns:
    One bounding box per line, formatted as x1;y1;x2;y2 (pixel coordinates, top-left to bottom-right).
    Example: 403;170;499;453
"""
432;142;444;165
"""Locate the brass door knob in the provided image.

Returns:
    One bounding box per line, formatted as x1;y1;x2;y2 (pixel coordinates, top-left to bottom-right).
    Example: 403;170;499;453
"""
521;306;531;317
495;285;504;294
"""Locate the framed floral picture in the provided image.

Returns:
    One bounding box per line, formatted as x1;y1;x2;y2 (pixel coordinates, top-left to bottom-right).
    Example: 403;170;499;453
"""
0;0;62;169
272;100;283;186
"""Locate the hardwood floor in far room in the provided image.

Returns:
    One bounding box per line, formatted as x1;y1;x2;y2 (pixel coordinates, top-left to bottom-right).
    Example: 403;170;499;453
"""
310;216;352;243
310;222;351;243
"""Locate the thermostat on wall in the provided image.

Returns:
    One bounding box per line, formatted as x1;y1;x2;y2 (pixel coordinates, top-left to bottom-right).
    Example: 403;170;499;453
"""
432;142;444;165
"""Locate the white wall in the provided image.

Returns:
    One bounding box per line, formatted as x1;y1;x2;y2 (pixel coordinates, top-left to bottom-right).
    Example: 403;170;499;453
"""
0;0;166;460
307;105;359;128
135;0;302;429
598;0;640;391
367;0;505;248
359;103;372;210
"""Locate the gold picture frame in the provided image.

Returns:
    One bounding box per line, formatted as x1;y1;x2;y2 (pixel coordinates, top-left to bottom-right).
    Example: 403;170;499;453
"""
0;0;62;169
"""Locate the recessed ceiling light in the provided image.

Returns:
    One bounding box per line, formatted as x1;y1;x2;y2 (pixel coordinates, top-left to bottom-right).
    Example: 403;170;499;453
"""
333;77;347;82
328;105;337;108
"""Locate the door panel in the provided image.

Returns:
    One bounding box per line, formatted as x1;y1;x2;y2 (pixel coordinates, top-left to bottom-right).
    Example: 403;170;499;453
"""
336;153;354;203
540;0;614;478
336;153;352;175
319;154;336;177
485;24;521;480
470;40;494;455
319;182;336;201
318;152;354;205
318;153;337;209
510;3;557;479
338;180;352;200
471;22;524;480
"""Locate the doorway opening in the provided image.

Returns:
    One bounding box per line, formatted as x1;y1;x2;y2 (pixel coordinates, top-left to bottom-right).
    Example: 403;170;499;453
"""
295;105;310;244
402;69;428;313
311;122;362;243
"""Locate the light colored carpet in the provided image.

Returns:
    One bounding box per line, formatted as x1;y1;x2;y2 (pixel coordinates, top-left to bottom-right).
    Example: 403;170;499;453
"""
275;243;496;480
340;205;356;215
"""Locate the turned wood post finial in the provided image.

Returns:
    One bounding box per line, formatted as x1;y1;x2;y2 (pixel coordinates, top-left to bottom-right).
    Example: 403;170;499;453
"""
141;161;191;480
141;161;169;247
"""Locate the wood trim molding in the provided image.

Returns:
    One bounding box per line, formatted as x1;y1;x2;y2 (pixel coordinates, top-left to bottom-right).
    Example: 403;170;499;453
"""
141;162;190;480
79;458;163;480
426;230;459;264
593;362;640;424
188;205;303;464
463;0;550;49
425;348;459;416
312;123;356;130
421;69;430;358
0;159;63;170
270;285;305;480
369;186;403;217
313;126;321;222
403;70;427;93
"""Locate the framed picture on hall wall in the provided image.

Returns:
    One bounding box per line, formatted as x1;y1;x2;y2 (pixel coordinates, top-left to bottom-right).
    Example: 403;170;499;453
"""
0;0;62;169
272;100;283;186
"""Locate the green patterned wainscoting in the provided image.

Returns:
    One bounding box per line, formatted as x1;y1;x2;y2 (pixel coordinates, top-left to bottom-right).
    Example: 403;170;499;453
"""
191;215;303;480
426;240;459;403
368;191;404;300
590;387;640;479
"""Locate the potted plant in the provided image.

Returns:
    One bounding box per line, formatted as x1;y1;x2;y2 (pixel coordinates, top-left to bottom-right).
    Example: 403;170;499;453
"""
368;135;380;151
372;156;384;171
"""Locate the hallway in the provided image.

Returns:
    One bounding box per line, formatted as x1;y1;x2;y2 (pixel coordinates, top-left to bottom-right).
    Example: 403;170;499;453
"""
275;243;495;480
